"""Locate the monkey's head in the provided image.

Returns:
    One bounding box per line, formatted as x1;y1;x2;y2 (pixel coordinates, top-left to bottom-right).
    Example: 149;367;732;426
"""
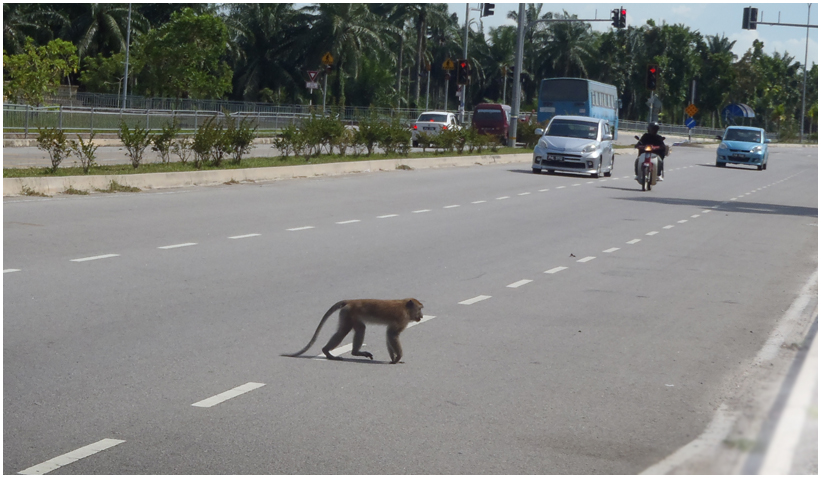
406;298;424;322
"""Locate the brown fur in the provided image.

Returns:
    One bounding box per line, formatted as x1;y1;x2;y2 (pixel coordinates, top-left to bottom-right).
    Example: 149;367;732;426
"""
284;299;424;364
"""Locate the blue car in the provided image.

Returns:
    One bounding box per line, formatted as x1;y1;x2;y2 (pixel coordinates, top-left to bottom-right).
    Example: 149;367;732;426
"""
716;126;770;170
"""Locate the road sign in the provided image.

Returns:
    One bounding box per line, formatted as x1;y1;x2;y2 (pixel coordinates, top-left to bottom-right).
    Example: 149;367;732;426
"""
685;104;699;117
306;81;319;90
307;70;319;82
685;117;696;129
322;52;334;65
442;58;455;71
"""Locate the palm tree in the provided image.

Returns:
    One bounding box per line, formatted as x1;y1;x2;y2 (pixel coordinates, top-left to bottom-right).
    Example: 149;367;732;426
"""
59;4;148;60
226;4;311;102
3;4;67;54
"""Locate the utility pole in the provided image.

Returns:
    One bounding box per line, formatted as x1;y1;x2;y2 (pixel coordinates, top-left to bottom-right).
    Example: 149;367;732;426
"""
122;3;132;110
800;3;811;143
460;4;470;123
508;3;525;147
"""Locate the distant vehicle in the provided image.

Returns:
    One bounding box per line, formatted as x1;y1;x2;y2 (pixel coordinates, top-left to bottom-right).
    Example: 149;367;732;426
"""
471;103;511;144
411;111;461;147
715;126;770;170
537;78;619;139
531;115;615;178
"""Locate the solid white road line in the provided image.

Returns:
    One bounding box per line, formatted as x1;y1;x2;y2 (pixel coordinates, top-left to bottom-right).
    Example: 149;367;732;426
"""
459;295;491;305
544;266;568;274
18;438;126;475
192;382;265;408
603;247;620;253
506;279;533;288
158;243;197;249
627;239;641;244
287;226;315;231
70;254;119;262
335;220;361;224
577;256;596;263
4;269;21;273
229;234;260;239
377;214;398;219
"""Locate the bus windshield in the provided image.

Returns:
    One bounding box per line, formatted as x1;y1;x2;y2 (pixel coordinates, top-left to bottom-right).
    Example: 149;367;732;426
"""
540;79;588;103
546;120;599;140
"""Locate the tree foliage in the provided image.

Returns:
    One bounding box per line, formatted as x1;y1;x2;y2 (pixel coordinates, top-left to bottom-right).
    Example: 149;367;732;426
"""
3;38;78;105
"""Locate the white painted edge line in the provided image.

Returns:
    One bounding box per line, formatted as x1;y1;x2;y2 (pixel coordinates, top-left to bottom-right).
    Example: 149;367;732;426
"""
577;256;596;263
70;254;119;262
759;329;819;474
287;226;315;231
377;214;398;219
640;403;739;475
496;196;510;200
191;382;265;408
4;269;21;273
229;234;260;239
507;279;533;288
626;239;641;244
158;243;197;249
335;220;361;224
18;438;126;475
459;295;491;305
413;209;431;213
443;205;460;209
646;231;659;236
544;266;568;274
471;200;487;204
603;247;620;253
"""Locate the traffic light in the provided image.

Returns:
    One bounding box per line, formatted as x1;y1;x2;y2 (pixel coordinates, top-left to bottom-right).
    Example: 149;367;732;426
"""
456;59;470;85
646;64;658;90
742;6;758;30
482;3;495;17
611;8;619;28
618;8;626;28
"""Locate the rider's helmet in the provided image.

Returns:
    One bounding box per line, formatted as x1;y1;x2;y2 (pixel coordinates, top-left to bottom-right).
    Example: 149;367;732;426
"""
647;122;660;135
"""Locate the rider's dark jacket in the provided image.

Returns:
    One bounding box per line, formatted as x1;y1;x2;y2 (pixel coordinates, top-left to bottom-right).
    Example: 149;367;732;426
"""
638;133;667;159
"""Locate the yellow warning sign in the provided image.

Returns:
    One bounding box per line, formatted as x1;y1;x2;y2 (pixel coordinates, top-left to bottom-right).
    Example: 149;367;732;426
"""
322;52;334;65
685;104;698;117
442;58;455;71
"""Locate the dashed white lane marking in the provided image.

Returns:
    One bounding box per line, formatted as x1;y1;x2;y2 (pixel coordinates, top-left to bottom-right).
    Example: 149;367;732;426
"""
691;214;700;218
538;188;549;192
646;231;659;236
335;220;361;224
627;239;641;244
407;315;436;328
377;214;398;219
192;382;265;408
603;247;620;253
158;243;197;249
311;315;437;360
70;254;120;262
229;234;260;239
459;295;491;305
506;279;533;288
4;269;21;273
413;209;431;213
287;226;314;231
496;196;510;200
663;225;674;229
572;183;581;187
730;198;738;201
471;200;487;204
556;186;566;189
444;205;460;209
518;192;531;196
702;210;713;213
18;438;126;475
576;256;596;263
678;220;688;224
545;266;568;274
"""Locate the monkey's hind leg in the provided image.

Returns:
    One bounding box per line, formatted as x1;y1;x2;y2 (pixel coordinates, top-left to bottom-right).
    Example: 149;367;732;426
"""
350;321;374;360
322;321;352;361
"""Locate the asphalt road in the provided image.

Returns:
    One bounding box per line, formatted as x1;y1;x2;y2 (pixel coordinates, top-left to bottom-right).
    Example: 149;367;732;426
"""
4;145;817;474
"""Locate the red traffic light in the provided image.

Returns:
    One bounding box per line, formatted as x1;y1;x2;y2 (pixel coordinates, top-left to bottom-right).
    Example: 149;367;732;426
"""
649;67;656;73
621;9;626;15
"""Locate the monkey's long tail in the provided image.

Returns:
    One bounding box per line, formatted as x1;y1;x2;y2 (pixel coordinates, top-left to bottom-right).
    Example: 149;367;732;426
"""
282;300;347;357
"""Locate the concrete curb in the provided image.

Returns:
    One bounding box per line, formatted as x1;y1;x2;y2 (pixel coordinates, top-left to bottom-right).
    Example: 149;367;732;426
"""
3;153;532;197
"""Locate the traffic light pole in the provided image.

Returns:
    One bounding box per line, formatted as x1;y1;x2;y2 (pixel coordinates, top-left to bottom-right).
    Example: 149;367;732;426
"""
460;4;469;123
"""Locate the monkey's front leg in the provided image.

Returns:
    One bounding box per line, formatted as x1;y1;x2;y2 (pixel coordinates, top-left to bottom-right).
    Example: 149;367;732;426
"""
350;324;374;360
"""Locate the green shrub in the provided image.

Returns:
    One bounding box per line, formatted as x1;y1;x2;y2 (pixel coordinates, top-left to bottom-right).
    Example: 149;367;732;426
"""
118;121;153;169
69;132;98;174
191;116;219;169
152;120;181;164
226;116;258;165
36;126;71;173
355;110;385;156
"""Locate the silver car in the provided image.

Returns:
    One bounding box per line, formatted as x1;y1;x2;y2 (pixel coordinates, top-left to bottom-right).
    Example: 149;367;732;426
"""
411;111;461;147
532;115;615;178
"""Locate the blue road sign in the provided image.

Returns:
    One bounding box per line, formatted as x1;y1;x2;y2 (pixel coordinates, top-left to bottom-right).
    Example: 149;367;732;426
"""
685;117;696;129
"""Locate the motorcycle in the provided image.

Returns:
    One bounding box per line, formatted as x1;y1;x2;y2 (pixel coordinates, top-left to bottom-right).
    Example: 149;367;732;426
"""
634;135;665;191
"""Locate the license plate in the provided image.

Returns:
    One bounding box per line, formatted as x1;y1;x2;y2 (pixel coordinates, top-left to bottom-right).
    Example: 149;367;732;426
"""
547;154;562;161
732;154;746;159
423;126;436;131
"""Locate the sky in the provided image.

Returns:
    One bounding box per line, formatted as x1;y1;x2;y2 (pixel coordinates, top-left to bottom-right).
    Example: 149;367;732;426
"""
448;2;818;66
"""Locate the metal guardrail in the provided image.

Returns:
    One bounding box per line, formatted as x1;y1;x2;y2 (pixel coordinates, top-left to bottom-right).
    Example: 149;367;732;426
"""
618;119;779;142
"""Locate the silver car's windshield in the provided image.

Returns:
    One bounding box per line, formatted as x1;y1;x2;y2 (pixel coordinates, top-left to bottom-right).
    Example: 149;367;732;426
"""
418;114;448;123
725;129;761;143
546;120;598;140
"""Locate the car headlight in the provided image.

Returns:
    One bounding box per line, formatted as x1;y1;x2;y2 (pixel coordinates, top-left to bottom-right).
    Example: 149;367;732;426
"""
581;143;597;154
718;143;728;150
751;145;763;153
538;138;548;149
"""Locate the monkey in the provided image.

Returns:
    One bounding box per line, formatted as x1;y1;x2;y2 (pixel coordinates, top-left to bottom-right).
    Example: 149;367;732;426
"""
284;298;423;364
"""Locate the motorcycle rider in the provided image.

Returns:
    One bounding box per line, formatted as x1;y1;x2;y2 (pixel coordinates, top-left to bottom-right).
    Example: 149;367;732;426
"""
634;122;667;181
